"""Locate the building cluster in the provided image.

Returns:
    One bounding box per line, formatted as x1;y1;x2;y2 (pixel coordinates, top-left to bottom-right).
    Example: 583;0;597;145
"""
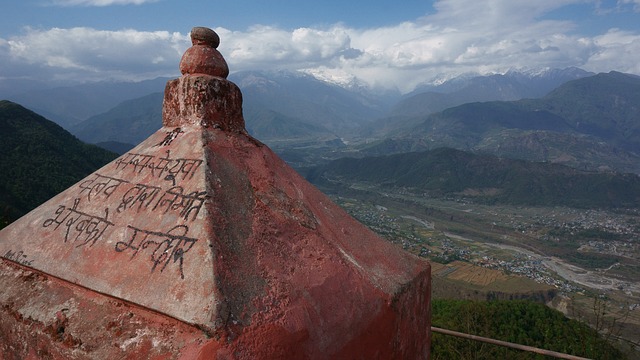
473;255;582;293
334;195;639;296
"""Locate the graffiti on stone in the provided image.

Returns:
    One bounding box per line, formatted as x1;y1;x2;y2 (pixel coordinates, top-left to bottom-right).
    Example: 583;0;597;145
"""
78;173;130;202
152;186;207;222
114;184;207;222
117;183;163;213
115;150;202;184
156;127;184;147
115;224;198;279
43;198;114;248
4;249;34;266
115;153;154;174
34;145;207;280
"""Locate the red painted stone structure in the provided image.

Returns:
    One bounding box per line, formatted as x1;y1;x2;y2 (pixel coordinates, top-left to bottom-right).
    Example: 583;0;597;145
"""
0;27;431;359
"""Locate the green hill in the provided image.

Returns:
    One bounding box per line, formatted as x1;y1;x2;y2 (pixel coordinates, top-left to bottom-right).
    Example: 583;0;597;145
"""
0;100;118;226
308;147;640;208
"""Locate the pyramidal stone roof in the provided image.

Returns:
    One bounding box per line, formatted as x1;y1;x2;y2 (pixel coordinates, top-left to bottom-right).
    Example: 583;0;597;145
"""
0;27;431;359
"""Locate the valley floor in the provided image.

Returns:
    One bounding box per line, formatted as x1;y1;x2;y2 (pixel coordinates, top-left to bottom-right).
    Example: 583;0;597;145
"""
318;182;640;358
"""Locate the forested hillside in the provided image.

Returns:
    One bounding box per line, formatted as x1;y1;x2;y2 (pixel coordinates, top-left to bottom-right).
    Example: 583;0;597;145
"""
0;101;117;227
308;147;640;208
431;299;625;359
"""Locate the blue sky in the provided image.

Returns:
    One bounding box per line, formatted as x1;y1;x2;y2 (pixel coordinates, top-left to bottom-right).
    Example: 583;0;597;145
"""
1;0;436;33
1;0;639;92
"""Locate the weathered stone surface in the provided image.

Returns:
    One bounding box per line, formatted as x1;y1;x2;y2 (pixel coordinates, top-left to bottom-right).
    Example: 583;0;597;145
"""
0;258;214;360
0;26;431;359
195;128;432;357
162;75;245;131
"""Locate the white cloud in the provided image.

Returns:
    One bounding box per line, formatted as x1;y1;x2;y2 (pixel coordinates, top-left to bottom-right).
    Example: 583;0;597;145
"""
584;29;640;74
215;25;353;70
2;27;187;82
49;0;158;6
1;0;640;92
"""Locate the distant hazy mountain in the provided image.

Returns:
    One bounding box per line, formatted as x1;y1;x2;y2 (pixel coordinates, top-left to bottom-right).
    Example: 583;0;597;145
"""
230;70;391;135
243;106;336;141
71;92;163;146
4;77;169;129
0;78;54;99
366;71;640;174
308;147;640;208
0;101;117;224
387;67;593;119
408;67;593;98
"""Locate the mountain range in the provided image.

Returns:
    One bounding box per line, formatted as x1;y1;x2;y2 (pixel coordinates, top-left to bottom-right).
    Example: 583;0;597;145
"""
2;67;639;175
366;71;640;174
1;67;594;143
390;67;593;118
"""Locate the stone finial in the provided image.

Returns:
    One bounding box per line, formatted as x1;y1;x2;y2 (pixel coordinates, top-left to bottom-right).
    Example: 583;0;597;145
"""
179;26;229;78
163;26;245;132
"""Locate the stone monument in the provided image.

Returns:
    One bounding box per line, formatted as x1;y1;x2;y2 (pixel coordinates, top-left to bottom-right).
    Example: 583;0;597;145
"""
0;27;431;359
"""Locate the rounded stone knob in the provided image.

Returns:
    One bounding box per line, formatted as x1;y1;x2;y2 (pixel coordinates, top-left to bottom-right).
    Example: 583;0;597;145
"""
179;27;229;78
190;27;220;48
